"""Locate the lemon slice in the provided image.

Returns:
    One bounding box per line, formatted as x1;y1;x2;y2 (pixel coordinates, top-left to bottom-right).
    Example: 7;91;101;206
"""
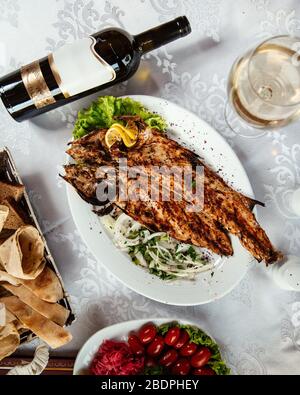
123;127;138;140
110;123;138;140
105;123;138;148
105;126;123;148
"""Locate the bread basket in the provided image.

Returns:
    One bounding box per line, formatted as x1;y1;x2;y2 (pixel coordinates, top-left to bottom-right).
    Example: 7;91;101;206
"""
0;147;75;364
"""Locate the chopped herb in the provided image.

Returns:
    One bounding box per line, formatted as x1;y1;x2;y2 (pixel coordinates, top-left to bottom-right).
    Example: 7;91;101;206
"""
186;246;197;261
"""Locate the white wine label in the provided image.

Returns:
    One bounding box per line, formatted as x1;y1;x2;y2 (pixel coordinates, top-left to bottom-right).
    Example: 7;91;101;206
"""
49;37;116;98
21;61;56;109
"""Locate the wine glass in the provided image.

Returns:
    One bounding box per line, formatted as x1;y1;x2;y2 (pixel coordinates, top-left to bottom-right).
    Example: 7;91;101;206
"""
225;35;300;138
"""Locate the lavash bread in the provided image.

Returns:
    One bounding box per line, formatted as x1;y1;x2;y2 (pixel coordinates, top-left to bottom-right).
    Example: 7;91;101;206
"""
4;308;18;324
4;309;24;331
0;269;20;286
0;302;5;325
0;296;72;349
0;205;9;232
2;283;69;326
0;180;28;230
20;266;64;303
0;180;24;202
2;198;30;230
0;225;45;280
0;322;20;361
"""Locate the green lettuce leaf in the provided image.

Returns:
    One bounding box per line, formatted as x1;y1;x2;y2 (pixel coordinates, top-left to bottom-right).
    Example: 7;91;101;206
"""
73;96;167;139
157;322;230;375
144;365;166;375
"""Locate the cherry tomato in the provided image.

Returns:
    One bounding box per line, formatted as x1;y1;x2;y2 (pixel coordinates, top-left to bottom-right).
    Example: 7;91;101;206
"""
159;349;178;367
138;323;157;345
171;358;191;375
164;327;180;346
128;334;144;356
145;357;157;368
174;330;190;349
179;342;197;357
146;336;165;357
192;366;215;375
190;347;212;368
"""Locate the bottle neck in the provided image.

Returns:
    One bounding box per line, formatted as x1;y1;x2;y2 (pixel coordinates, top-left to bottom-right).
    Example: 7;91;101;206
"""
134;16;191;55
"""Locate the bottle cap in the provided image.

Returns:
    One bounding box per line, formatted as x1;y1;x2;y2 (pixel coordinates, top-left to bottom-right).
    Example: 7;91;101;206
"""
175;16;192;37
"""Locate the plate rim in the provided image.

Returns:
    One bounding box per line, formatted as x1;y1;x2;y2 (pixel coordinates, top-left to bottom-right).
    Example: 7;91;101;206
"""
66;94;255;306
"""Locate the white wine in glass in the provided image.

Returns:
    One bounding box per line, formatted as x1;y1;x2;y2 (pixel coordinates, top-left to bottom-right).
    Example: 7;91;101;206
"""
227;35;300;136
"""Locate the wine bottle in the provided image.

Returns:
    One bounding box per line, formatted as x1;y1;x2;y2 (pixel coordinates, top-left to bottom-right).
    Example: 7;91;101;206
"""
0;16;191;122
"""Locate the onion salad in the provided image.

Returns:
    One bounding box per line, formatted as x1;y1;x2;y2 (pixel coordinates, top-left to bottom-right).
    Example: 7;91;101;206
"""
101;213;213;280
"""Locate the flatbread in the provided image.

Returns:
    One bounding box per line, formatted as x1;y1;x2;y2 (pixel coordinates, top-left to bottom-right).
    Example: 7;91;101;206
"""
0;225;45;279
0;180;24;202
0;205;9;232
0;322;20;361
1;296;72;349
0;269;20;286
0;304;22;329
0;302;5;326
2;198;29;230
20;266;63;303
2;283;69;326
5;308;18;324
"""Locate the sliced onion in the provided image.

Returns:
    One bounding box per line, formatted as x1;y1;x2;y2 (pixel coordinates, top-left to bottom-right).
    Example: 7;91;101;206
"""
134;252;148;267
101;212;213;280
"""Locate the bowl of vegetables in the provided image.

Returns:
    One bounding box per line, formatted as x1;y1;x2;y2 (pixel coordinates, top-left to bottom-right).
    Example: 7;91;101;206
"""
73;318;230;375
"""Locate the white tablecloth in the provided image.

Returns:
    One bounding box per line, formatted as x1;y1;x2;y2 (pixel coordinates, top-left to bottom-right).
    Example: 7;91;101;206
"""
0;0;300;375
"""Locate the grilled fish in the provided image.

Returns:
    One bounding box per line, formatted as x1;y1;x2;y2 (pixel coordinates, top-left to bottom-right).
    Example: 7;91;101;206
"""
64;119;282;264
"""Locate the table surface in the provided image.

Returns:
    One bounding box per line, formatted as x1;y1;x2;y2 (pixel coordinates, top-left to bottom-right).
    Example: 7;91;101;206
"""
0;0;300;375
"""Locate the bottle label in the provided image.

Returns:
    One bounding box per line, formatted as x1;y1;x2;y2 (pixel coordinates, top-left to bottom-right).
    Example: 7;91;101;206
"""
21;61;56;109
49;36;116;98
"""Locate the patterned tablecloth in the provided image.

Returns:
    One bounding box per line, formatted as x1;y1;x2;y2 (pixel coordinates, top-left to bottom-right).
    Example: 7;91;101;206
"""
0;0;300;375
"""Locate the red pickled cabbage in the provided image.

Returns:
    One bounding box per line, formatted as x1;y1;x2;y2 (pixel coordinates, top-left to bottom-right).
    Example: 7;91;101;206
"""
90;340;144;375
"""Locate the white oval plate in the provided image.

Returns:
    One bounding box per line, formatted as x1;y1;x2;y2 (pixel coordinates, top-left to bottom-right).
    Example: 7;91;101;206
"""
66;95;254;305
73;317;221;375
